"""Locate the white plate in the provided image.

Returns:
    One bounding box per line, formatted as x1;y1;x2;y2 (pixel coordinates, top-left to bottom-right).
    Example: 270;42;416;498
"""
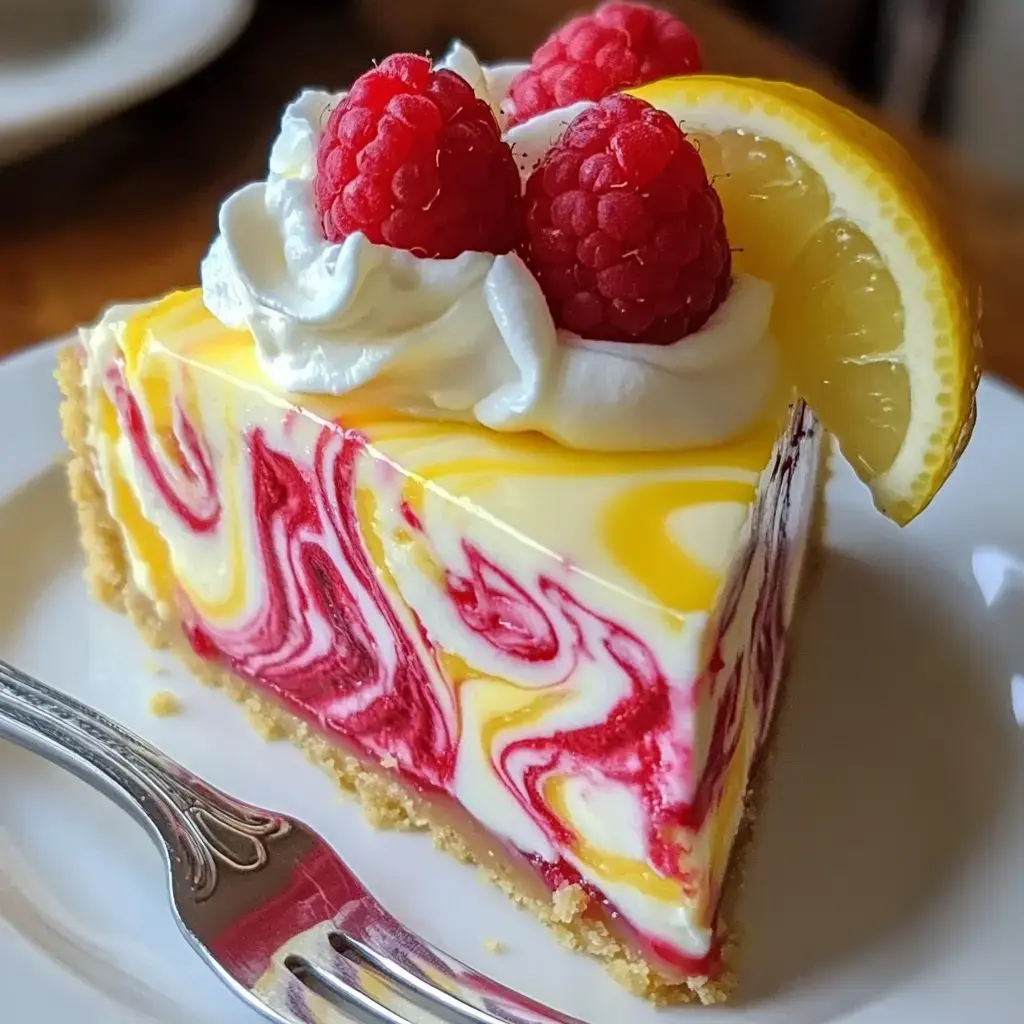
0;0;253;165
0;339;1022;1024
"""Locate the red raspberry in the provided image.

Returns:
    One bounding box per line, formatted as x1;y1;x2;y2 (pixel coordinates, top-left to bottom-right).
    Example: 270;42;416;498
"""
520;94;731;345
507;2;702;127
315;54;523;259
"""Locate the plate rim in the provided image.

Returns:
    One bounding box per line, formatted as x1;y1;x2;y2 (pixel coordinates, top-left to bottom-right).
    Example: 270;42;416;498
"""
0;0;254;159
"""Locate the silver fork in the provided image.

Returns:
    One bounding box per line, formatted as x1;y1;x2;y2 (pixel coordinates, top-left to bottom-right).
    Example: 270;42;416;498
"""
0;659;588;1024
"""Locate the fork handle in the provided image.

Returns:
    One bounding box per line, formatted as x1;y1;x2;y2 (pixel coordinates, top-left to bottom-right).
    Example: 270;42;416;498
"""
0;659;288;902
0;660;585;1024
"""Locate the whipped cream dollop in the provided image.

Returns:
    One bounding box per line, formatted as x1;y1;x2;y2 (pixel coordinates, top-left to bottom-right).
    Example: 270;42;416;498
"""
201;44;777;452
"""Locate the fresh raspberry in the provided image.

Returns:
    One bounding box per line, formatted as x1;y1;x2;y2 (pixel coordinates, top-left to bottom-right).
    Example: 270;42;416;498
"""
315;54;523;259
520;94;731;345
507;2;702;127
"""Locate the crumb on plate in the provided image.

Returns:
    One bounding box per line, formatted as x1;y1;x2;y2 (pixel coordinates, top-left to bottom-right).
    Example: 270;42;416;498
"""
483;939;505;954
149;691;182;717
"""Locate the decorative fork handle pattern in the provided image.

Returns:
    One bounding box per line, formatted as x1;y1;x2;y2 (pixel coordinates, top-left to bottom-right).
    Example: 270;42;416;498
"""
0;659;289;901
0;660;589;1024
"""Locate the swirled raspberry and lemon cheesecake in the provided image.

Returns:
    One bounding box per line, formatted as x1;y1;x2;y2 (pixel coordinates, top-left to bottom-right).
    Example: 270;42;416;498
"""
59;2;977;1004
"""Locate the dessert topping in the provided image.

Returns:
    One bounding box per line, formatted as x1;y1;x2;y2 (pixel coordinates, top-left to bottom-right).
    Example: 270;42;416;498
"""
507;2;701;127
315;54;523;258
521;94;731;344
201;35;776;454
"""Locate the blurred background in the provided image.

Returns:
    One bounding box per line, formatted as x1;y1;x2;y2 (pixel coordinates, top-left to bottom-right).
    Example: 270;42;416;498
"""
732;0;1020;180
0;0;1021;366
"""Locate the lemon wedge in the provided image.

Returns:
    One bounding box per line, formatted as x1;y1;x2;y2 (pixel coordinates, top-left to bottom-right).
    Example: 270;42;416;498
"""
630;76;979;525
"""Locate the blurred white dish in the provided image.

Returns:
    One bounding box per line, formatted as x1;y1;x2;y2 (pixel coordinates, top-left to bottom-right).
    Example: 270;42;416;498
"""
0;0;253;166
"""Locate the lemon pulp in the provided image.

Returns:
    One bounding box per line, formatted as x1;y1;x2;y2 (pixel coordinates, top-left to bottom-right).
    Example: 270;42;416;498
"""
631;77;979;525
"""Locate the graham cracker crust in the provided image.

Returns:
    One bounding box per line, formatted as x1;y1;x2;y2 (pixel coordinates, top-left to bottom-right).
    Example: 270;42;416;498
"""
57;345;826;1006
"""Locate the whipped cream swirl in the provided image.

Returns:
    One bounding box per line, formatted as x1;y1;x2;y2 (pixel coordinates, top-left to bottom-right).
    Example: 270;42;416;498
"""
201;45;777;451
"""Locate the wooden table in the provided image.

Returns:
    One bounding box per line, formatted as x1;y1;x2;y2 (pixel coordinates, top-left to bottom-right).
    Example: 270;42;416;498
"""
1;0;1021;387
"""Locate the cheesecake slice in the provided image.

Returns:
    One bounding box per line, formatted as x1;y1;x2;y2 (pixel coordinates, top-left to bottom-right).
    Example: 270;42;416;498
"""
58;288;823;1003
53;0;981;1001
